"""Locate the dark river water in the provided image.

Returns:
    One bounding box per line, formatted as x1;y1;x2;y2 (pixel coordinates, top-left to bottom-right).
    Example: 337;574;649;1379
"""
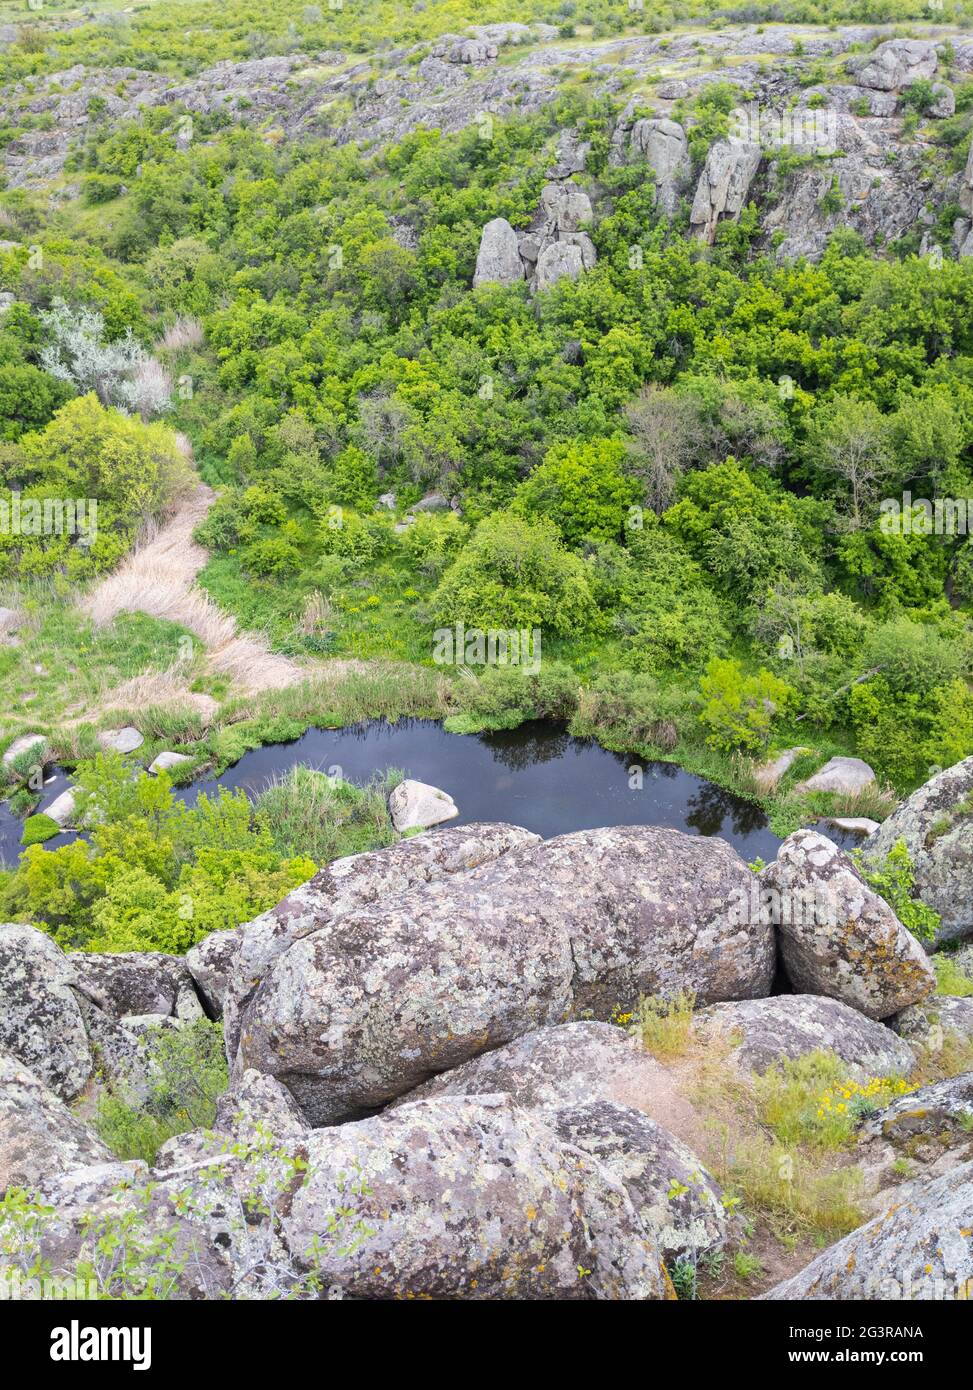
0;719;791;867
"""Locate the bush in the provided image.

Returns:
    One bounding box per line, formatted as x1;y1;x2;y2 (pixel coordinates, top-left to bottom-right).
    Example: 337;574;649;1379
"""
0;753;314;952
698;658;796;754
433;511;600;636
857;839;942;944
93;1019;228;1163
254;766;398;864
444;661;580;734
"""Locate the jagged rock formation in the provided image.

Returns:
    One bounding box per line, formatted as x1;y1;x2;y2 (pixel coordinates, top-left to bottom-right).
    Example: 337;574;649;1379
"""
613;116;691;218
759;831;936;1018
845;37;938;91
471;178;597;292
8;23;970;262
862;755;973;947
689;139;763;244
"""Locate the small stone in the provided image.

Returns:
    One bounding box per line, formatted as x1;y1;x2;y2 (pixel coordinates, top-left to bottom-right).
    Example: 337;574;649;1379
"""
148;751;193;775
97;726;144;754
388;778;458;832
798;755;876;795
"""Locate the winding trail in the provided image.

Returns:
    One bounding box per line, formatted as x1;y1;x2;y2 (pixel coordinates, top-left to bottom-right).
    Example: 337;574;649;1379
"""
79;475;306;707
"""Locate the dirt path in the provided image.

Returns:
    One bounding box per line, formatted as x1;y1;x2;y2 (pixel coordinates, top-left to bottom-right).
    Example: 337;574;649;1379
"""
80;478;305;699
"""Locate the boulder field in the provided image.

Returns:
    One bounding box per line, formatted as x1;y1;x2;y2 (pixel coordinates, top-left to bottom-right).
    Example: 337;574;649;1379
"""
1;756;971;1300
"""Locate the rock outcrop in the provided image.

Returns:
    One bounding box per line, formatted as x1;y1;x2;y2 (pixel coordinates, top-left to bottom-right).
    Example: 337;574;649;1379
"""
760;831;935;1018
695;995;915;1078
0;923;93;1100
549;1100;732;1262
236;826;772;1123
472;217;525;287
0;1051;112;1196
689;139;762;244
861;756;973;947
762;1161;973;1299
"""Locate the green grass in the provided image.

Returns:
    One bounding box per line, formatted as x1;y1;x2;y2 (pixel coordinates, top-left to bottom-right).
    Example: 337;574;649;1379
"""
0;584;201;736
254;764;401;864
934;954;973;998
91;1018;228;1165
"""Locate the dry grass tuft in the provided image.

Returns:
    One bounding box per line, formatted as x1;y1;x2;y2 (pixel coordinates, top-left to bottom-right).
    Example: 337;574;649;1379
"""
157;317;205;352
79;483;304;696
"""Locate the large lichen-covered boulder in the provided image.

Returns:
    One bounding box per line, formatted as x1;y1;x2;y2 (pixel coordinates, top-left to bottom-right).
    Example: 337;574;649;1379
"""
237;826;773;1123
0;1051;112;1197
550;1101;732;1263
392;1020;673;1115
859;1074;973;1168
689;138;762;243
71;951;203;1021
282;1095;675;1300
760;831;935;1018
392;1025;727;1260
846;38;938;92
695;995;915;1078
761;1161;973;1300
0;923;92;1100
472;216;525;287
631;118;690;215
194;822;540;1053
861;756;973;946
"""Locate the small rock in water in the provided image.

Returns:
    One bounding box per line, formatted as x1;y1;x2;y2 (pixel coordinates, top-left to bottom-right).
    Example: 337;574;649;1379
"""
43;789;76;828
388;778;459;832
148;751;193;775
97;726;144;754
822;816;881;836
3;733;46;766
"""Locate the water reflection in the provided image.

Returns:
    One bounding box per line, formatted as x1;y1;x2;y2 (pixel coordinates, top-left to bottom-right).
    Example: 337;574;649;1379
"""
0;718;784;867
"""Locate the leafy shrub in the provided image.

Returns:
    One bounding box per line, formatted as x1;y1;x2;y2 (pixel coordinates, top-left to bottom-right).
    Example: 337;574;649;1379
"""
857;838;942;944
433;511;600;636
93;1019;228;1163
698;658;796;753
444;661;580;734
0;753;314;952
